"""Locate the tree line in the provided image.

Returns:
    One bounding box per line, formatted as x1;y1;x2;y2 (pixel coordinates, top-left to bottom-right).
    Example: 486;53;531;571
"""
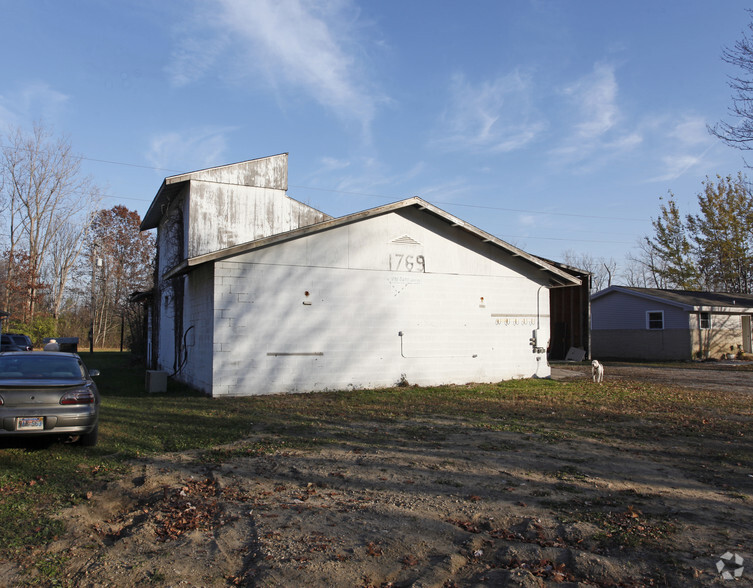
0;123;155;350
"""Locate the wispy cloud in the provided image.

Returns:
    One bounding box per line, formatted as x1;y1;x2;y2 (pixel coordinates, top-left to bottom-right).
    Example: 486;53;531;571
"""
168;0;382;136
433;70;547;153
0;82;69;128
550;63;641;170
647;115;718;182
319;157;352;172
331;159;425;197
563;63;619;139
147;126;236;171
668;115;709;146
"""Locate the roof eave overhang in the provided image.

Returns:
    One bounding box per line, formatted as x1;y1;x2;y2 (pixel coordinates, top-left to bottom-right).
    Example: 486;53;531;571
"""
592;286;694;310
140;175;188;231
592;286;753;313
695;305;753;314
162;197;581;287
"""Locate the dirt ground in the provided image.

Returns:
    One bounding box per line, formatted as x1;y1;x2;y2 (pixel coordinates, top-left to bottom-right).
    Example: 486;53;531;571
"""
19;364;753;587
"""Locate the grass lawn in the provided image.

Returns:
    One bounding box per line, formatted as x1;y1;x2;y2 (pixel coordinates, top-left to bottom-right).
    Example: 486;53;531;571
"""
1;352;751;585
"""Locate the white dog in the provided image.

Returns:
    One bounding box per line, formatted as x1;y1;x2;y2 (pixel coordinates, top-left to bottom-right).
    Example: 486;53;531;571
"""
592;360;604;384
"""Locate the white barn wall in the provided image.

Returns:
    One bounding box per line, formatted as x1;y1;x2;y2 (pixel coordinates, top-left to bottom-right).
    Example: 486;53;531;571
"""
211;212;550;396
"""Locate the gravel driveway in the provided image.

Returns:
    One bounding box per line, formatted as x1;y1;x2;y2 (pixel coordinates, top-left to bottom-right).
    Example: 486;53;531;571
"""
552;361;753;394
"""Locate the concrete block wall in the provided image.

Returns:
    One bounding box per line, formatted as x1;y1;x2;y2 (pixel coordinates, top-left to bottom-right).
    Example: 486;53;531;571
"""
210;212;550;396
178;264;215;393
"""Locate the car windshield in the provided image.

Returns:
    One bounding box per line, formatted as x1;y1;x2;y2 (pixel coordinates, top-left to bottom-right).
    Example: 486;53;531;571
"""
0;356;85;380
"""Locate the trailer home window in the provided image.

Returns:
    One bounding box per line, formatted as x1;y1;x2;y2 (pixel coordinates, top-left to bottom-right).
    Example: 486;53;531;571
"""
647;311;664;330
699;312;711;329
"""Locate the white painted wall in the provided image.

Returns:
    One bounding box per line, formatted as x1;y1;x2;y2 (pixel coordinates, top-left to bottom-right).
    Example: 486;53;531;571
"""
151;155;329;379
210;210;550;396
177;263;215;392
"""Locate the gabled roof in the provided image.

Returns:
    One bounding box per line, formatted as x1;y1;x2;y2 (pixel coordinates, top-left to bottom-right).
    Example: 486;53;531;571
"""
163;197;581;286
592;286;753;312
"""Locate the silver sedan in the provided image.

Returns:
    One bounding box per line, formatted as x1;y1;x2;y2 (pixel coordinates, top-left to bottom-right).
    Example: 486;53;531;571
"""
0;351;100;446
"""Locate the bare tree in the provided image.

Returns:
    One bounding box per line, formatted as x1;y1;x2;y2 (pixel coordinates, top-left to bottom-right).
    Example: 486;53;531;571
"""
0;123;101;322
44;219;96;319
709;10;753;153
561;250;617;293
623;239;668;289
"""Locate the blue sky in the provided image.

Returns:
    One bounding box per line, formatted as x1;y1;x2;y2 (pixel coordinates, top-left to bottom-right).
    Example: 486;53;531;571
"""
1;0;751;267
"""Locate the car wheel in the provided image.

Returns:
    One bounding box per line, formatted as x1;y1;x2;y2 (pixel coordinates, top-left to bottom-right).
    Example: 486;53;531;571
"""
79;424;99;447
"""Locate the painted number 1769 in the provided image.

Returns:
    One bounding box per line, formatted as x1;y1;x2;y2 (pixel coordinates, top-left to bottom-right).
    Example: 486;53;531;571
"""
389;254;425;272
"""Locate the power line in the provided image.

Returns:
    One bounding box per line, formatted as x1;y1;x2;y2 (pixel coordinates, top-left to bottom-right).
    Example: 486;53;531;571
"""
499;234;634;245
2;143;649;227
81;156;182;173
290;184;648;222
80;152;654;224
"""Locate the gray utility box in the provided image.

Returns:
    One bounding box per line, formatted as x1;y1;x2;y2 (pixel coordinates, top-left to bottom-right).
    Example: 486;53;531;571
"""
145;370;168;393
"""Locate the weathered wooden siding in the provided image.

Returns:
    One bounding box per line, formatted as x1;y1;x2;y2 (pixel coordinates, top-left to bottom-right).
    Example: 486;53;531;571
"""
210;211;551;396
185;154;288;190
187;183;329;258
183;155;329;258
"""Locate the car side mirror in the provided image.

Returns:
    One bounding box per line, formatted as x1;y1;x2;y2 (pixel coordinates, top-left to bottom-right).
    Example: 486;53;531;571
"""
89;369;100;377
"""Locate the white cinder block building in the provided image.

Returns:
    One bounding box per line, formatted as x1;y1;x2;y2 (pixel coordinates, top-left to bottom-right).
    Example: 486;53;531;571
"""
140;154;581;396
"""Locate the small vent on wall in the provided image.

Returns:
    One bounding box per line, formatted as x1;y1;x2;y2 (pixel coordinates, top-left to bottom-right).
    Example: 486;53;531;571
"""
391;235;421;245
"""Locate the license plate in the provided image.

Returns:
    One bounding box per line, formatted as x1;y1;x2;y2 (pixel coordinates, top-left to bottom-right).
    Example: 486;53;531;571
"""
17;417;44;431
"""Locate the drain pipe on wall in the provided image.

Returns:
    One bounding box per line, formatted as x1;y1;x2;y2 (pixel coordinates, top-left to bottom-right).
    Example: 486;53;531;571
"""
530;285;548;355
530;286;548;378
532;281;583;377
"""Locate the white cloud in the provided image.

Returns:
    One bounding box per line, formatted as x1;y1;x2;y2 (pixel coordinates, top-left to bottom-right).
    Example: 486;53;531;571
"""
434;70;547;153
669;115;709;146
518;214;536;227
146;126;236;171
0;82;69;128
562;63;618;140
168;0;382;135
333;159;425;197
645;115;718;182
550;63;641;170
648;153;704;183
319;157;351;172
